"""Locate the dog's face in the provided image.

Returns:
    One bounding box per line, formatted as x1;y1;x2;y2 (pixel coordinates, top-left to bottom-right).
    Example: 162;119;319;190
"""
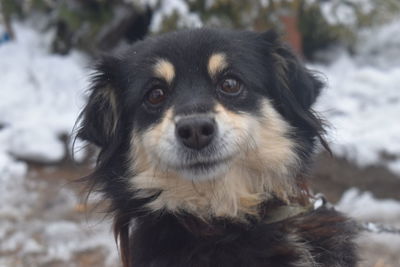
79;28;324;220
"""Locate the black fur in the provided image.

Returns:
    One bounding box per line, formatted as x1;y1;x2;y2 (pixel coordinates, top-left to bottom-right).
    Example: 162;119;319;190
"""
77;28;358;267
128;207;358;267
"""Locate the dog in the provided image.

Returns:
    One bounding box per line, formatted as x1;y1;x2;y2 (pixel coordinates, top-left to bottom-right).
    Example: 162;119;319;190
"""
77;28;358;267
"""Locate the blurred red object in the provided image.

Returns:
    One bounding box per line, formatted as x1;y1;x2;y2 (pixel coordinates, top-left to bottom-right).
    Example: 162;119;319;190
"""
280;14;303;57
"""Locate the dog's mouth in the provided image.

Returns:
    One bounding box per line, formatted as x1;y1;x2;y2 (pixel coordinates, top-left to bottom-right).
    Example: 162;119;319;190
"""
174;156;233;180
182;157;231;171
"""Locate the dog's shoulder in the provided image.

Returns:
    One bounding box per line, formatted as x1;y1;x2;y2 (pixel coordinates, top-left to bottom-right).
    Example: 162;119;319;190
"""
128;208;358;267
282;207;359;267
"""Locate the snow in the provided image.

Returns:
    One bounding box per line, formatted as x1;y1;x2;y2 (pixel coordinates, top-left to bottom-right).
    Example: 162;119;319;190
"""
0;23;88;164
356;19;400;68
0;185;119;265
337;189;400;258
316;0;375;26
0;158;118;265
150;0;203;32
42;220;117;263
338;188;400;224
0;153;29;218
0;23;118;266
313;19;400;174
7;127;65;162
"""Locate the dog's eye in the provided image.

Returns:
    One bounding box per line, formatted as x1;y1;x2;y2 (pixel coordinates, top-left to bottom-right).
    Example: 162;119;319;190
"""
146;88;166;105
218;78;242;95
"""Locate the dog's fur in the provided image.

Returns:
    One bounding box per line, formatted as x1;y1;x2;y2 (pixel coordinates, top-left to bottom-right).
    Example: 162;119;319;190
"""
77;28;358;267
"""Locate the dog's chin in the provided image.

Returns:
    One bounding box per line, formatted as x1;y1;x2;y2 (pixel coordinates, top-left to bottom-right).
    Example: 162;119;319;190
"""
176;158;232;181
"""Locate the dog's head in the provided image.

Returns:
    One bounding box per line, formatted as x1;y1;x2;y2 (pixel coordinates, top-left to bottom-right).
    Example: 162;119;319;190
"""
78;28;325;221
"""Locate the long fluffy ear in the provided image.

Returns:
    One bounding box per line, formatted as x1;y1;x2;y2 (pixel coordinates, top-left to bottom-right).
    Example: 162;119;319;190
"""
262;30;323;109
261;31;329;150
78;56;122;147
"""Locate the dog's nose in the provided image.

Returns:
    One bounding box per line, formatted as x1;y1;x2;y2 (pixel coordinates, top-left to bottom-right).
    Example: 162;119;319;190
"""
175;117;216;150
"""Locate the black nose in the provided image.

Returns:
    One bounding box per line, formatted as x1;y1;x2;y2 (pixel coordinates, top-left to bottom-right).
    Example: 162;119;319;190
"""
175;117;216;150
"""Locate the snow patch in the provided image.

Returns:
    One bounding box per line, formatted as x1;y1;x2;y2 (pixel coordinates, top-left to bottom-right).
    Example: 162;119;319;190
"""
356;19;400;68
313;19;400;174
0;23;117;266
0;22;88;164
317;0;374;26
8;127;65;162
150;0;202;32
0;168;118;265
337;188;400;224
337;188;400;257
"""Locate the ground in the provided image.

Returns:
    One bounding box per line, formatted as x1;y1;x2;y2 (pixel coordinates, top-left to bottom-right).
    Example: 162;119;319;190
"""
311;153;400;267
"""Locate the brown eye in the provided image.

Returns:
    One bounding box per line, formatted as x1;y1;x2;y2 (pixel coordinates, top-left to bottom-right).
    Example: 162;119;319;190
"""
219;78;242;95
146;88;166;105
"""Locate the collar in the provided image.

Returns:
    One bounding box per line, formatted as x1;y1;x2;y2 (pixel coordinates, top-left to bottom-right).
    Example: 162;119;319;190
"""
263;194;329;224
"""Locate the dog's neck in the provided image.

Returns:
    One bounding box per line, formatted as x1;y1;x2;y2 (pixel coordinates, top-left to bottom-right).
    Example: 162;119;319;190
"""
162;197;313;238
131;163;308;221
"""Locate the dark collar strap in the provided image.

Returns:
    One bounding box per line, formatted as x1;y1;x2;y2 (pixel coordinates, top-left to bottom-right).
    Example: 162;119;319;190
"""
264;194;330;224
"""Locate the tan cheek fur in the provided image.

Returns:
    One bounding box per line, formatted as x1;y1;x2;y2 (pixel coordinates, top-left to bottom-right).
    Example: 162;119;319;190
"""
130;101;300;221
131;108;174;173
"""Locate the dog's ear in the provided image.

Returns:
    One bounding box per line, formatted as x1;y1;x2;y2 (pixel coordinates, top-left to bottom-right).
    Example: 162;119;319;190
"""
261;30;324;110
78;56;122;147
260;31;329;151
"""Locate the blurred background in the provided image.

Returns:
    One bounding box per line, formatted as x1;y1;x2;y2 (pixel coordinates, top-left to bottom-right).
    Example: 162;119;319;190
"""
1;0;400;266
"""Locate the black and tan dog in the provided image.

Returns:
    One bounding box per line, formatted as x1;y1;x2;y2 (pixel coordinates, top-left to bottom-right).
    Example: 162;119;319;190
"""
78;28;358;267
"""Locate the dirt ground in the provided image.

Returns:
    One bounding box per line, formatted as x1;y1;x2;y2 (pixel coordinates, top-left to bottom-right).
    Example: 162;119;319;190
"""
311;152;400;267
311;152;400;203
7;162;116;267
3;152;400;267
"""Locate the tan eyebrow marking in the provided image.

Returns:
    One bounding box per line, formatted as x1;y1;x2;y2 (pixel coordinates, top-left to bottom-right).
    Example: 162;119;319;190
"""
153;59;175;84
208;53;228;78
